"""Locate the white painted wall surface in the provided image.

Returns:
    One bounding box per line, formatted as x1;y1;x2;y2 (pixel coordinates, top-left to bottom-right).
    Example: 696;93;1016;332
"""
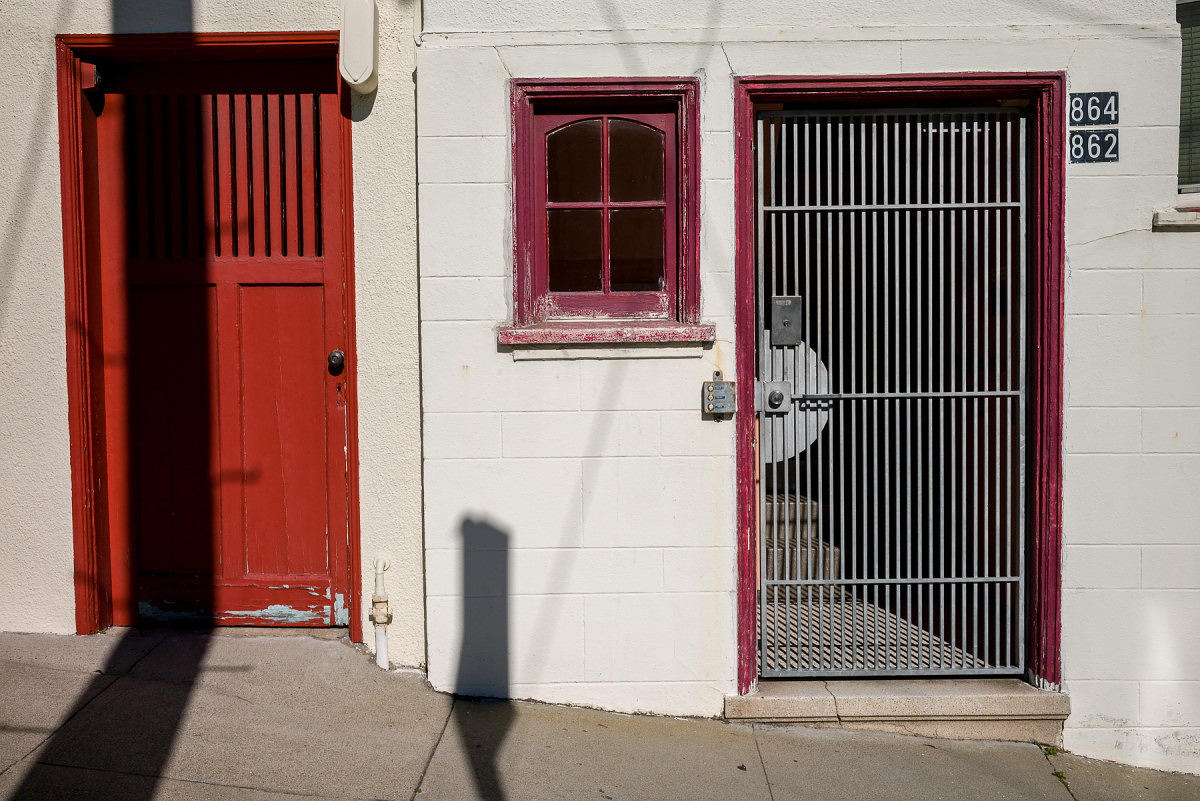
0;0;426;667
424;1;1169;35
418;0;1199;772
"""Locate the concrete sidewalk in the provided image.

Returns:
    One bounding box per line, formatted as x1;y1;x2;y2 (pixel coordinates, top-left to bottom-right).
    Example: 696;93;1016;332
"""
0;630;1195;801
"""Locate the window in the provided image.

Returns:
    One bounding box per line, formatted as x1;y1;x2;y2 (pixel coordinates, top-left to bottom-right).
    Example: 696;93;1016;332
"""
1181;2;1200;190
501;79;711;344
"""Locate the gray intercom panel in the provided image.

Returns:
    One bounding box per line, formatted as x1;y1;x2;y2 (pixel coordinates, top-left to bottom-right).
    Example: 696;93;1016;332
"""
770;296;804;345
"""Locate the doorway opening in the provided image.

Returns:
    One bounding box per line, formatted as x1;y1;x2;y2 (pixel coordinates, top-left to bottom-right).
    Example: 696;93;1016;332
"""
58;33;362;638
733;76;1065;692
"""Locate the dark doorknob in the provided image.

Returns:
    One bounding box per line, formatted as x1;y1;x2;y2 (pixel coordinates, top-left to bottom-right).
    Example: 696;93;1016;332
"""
328;349;345;376
767;389;785;409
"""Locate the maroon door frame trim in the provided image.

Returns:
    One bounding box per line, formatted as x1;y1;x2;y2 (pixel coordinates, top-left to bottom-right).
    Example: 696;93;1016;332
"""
733;74;1066;694
56;32;364;642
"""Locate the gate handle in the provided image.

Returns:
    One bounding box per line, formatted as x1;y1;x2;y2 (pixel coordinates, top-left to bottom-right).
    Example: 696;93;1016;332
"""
328;349;345;376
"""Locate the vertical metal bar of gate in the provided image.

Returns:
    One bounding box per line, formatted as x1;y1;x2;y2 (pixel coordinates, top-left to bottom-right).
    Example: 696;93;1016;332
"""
756;108;1027;677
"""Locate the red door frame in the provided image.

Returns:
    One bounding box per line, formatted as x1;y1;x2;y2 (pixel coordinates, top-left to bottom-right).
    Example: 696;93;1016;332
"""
733;74;1066;694
55;32;364;642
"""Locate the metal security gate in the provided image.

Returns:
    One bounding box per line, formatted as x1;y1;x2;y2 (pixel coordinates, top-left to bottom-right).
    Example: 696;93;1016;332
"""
755;108;1026;677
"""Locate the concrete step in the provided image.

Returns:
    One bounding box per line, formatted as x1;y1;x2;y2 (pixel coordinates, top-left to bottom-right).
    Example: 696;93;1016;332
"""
726;678;1070;745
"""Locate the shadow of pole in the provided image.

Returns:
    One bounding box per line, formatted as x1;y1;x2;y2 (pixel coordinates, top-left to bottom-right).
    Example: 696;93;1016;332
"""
453;517;514;801
9;3;216;798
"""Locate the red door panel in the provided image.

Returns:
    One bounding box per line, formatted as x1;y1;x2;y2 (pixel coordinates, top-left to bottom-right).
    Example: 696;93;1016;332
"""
94;59;350;627
129;285;220;579
241;285;330;579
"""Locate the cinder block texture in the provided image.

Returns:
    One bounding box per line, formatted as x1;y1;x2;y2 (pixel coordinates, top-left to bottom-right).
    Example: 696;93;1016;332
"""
501;411;661;458
416;47;510;136
1068;270;1142;316
1063;681;1140;729
418;135;509;184
418;184;511;278
421;322;582;412
420;277;509;322
423;413;504;460
1063;546;1141;589
581;457;735;547
1141;546;1200;589
1062;589;1200;681
1142;409;1200;453
1067;316;1200;407
1064;726;1200;775
1063;455;1200;544
1143;270;1200;315
1063;408;1142;454
583;593;733;682
1140;681;1200;728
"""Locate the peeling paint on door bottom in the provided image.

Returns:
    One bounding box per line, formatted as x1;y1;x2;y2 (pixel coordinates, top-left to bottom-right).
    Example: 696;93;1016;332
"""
223;604;326;624
333;593;349;625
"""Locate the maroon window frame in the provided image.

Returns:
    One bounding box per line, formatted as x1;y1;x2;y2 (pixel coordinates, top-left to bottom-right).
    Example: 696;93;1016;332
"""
502;79;711;345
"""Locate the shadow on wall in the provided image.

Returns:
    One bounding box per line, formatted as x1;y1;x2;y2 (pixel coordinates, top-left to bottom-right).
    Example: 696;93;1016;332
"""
9;3;216;799
453;517;515;801
0;0;201;327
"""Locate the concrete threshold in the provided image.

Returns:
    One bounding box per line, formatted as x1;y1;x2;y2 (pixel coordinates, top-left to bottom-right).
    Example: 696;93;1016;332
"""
725;679;1070;746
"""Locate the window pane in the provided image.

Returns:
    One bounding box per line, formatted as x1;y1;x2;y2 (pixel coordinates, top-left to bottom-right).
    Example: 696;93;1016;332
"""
1181;3;1200;185
548;209;603;292
609;119;664;201
610;208;664;292
547;119;603;202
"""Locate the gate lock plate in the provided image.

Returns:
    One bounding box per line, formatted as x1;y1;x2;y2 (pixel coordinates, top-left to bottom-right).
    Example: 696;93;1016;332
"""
756;381;793;414
770;296;804;346
702;370;736;417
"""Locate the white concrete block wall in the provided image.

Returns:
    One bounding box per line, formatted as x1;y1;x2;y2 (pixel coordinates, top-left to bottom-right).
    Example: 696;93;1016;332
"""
418;38;739;717
418;0;1199;772
1062;220;1200;771
1054;17;1200;770
0;1;426;666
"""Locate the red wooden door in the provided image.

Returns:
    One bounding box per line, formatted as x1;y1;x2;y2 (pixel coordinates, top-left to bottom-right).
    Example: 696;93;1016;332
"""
92;58;351;626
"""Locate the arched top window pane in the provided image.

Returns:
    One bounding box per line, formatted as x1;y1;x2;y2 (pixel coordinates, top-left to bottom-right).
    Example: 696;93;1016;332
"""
547;119;602;202
609;118;664;202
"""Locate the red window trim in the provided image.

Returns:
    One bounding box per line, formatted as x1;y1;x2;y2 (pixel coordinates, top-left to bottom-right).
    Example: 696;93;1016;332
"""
505;78;706;345
732;74;1066;695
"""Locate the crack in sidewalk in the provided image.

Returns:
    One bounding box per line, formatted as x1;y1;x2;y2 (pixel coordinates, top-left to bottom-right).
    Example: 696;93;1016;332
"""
1039;745;1080;801
751;724;777;801
408;696;455;801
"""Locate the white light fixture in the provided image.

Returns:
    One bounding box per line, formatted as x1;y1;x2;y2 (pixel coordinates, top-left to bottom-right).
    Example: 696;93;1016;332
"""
340;0;378;93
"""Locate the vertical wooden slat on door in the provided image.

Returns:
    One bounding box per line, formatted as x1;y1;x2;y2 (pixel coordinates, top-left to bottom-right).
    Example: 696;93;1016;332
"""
232;94;251;257
166;96;184;259
215;94;234;258
282;93;300;258
249;94;268;257
299;94;318;257
266;93;284;257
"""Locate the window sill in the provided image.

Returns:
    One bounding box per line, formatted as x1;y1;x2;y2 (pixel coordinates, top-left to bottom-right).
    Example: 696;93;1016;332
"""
1153;208;1200;231
497;320;716;346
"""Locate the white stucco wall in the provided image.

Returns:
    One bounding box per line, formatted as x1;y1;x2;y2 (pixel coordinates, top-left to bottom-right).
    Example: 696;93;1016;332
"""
418;0;1199;773
0;0;426;667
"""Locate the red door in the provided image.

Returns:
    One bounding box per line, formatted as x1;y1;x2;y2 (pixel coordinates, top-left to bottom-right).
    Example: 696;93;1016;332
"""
92;56;351;626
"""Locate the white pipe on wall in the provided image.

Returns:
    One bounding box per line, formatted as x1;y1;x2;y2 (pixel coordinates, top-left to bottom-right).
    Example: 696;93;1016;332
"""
371;557;391;670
